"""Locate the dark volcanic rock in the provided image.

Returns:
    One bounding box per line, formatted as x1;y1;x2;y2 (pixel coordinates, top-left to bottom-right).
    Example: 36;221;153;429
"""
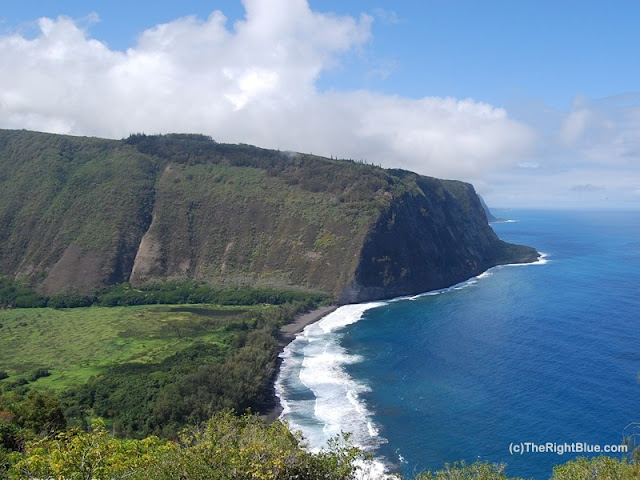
339;174;537;303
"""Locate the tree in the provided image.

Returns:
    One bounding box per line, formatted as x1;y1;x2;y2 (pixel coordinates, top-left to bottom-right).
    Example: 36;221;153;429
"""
9;412;368;480
12;392;66;435
550;456;640;480
416;460;524;480
9;418;164;480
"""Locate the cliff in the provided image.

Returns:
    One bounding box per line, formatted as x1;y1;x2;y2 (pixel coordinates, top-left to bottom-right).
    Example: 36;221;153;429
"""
341;173;537;302
478;194;507;223
0;129;538;303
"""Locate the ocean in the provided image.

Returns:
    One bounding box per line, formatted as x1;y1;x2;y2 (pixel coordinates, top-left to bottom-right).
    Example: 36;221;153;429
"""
275;210;640;479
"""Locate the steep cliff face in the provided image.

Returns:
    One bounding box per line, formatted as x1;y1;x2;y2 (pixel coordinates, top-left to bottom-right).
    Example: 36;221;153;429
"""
0;130;156;295
340;173;537;303
126;161;374;298
478;194;505;223
0;129;538;302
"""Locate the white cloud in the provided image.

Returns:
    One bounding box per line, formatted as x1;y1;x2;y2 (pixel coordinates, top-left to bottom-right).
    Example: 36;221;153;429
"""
2;1;638;208
556;94;640;167
372;8;403;25
559;108;591;145
477;92;640;209
483;162;640;210
0;0;535;183
518;161;540;169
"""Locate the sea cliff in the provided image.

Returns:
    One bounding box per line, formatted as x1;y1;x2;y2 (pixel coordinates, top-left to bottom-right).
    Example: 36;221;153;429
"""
0;129;537;302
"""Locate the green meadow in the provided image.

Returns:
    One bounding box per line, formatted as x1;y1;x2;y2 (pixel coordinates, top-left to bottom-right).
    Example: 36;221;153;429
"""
0;304;260;392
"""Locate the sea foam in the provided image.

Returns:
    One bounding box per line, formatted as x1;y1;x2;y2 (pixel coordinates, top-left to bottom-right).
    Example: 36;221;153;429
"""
275;256;549;478
275;303;390;475
277;303;386;445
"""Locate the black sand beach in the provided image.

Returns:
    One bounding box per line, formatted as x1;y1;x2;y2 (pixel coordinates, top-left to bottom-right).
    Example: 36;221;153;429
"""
264;305;338;422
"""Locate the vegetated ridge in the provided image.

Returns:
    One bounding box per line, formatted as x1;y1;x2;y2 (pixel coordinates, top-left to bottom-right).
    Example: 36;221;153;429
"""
0;129;538;303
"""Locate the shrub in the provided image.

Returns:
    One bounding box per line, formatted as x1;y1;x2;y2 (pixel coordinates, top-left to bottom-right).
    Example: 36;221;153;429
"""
9;413;367;480
27;368;50;382
48;294;95;309
550;455;640;479
417;460;524;480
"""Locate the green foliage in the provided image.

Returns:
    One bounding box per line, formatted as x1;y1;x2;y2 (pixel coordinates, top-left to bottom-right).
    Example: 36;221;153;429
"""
8;418;164;480
63;304;307;437
416;460;524;480
26;368;50;382
0;130;157;293
143;411;367;480
0;304;270;392
8;421;640;480
549;455;640;479
0;129;535;306
1;390;639;480
8;412;366;480
8;391;66;435
0;299;316;437
413;457;640;480
0;277;46;309
48;293;96;309
0;276;327;310
0;129;400;298
0;416;23;452
96;282;327;308
0;390;67;476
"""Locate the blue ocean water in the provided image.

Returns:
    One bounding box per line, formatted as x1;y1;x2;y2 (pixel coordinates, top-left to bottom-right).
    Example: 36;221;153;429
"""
277;210;640;479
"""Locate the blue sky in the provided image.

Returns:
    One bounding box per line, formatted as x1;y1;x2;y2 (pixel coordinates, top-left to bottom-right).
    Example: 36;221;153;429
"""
1;0;639;208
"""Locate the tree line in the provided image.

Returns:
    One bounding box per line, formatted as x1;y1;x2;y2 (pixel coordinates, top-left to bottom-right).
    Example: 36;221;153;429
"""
0;276;327;309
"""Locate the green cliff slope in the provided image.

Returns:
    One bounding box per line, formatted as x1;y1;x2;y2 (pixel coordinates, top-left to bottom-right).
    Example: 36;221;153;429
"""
0;129;538;302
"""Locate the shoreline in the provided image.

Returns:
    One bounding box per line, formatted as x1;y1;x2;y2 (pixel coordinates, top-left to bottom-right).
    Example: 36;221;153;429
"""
263;254;546;423
264;254;546;422
264;304;338;423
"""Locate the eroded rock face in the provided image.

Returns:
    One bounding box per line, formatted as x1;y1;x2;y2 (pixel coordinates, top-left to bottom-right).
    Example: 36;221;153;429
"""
40;244;105;296
339;177;537;303
0;129;538;301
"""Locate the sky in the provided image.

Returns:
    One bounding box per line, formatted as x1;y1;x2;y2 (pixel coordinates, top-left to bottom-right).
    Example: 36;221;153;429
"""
1;0;639;209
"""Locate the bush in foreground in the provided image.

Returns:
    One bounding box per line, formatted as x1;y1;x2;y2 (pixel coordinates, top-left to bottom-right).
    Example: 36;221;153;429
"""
6;410;640;479
550;455;640;479
8;411;367;480
416;456;640;480
416;460;524;479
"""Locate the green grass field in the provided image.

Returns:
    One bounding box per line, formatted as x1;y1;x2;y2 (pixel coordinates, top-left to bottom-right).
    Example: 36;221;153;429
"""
0;304;263;391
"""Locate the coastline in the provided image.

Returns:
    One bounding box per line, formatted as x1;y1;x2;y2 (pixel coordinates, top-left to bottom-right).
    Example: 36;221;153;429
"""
263;253;546;424
277;305;339;348
264;304;338;423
